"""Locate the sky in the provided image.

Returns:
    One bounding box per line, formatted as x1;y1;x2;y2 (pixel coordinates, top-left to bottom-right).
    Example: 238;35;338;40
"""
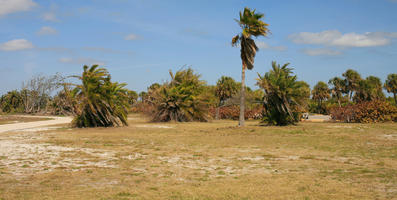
0;0;397;94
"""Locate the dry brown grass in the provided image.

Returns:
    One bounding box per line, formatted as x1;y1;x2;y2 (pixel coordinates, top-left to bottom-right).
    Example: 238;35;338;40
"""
0;115;51;125
0;114;396;199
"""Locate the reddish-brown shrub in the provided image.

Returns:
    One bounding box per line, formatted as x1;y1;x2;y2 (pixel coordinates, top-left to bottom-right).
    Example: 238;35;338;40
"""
330;100;397;123
210;105;264;120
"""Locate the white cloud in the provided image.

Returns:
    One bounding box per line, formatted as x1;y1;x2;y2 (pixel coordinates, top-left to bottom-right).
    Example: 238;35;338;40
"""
59;57;106;66
257;41;287;51
289;30;397;47
302;48;342;56
0;0;36;16
124;34;139;40
0;39;34;51
37;26;57;35
42;12;59;22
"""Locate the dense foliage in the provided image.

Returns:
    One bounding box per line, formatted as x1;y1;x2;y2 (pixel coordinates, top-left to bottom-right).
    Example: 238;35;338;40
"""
311;81;330;114
330;100;397;123
70;65;129;127
214;76;239;119
150;68;210;122
257;61;310;126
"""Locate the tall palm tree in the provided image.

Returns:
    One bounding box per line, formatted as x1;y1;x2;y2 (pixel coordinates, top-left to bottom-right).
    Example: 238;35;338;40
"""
232;7;269;127
342;69;361;101
215;76;239;120
328;77;345;107
70;65;129;127
384;74;397;105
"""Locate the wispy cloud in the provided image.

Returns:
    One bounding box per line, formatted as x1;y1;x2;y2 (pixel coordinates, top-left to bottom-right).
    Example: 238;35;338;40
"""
0;39;34;51
289;30;397;47
37;26;57;35
82;47;121;54
302;48;342;56
124;34;140;40
42;12;59;22
58;57;106;66
256;41;287;51
0;0;36;16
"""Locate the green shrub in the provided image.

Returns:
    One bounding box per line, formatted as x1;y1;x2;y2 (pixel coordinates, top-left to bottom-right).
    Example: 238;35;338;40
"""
150;68;210;122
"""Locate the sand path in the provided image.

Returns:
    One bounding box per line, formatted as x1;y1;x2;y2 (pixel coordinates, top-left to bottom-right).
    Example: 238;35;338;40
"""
0;116;72;133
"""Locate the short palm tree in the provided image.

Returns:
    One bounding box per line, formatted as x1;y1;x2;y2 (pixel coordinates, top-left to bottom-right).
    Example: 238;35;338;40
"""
232;7;269;127
214;76;239;120
151;68;210;122
257;61;310;126
70;65;129;127
384;73;397;105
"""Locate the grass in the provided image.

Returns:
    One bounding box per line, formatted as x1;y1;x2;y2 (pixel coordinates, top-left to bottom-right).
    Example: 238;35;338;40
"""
0;114;396;199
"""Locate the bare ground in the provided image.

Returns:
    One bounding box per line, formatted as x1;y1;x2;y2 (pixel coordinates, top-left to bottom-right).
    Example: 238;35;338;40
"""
0;114;396;199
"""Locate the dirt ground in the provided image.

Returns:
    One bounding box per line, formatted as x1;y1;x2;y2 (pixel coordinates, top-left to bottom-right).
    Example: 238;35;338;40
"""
0;114;396;199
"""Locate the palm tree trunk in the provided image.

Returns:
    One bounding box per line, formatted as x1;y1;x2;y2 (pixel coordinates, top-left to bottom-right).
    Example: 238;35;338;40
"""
239;63;246;127
394;93;397;105
215;101;221;120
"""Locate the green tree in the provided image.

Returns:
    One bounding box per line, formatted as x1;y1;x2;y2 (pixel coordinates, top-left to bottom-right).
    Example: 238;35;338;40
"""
0;90;24;113
127;90;138;106
328;77;345;107
151;68;210;122
70;65;129;127
232;7;269;127
312;81;330;113
354;76;385;102
256;61;310;126
384;73;397;104
342;69;361;101
214;76;239;120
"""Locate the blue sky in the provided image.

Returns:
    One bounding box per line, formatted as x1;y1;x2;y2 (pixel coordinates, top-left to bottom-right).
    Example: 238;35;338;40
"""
1;0;397;94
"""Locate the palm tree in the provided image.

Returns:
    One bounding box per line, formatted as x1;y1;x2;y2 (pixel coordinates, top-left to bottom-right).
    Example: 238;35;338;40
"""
312;81;330;113
384;74;397;105
354;76;385;102
256;61;310;126
232;7;269;127
70;65;129;127
214;76;239;120
328;77;345;107
151;68;210;122
342;69;361;101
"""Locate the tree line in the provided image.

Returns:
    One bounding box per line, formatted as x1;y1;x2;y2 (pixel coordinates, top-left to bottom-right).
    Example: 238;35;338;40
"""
1;7;397;127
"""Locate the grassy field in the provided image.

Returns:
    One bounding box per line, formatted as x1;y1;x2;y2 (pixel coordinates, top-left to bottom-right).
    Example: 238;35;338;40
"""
0;114;396;199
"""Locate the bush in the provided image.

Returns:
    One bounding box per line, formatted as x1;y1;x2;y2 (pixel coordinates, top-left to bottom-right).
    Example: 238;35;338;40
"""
150;68;210;122
209;105;264;120
330;100;397;123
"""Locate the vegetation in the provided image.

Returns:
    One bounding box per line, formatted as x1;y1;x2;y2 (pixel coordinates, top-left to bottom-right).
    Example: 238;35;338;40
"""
328;77;346;107
232;7;269;127
384;73;397;104
70;65;130;127
150;68;210;122
214;76;239;119
257;61;310;126
330;100;397;123
342;69;361;101
311;81;330;114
